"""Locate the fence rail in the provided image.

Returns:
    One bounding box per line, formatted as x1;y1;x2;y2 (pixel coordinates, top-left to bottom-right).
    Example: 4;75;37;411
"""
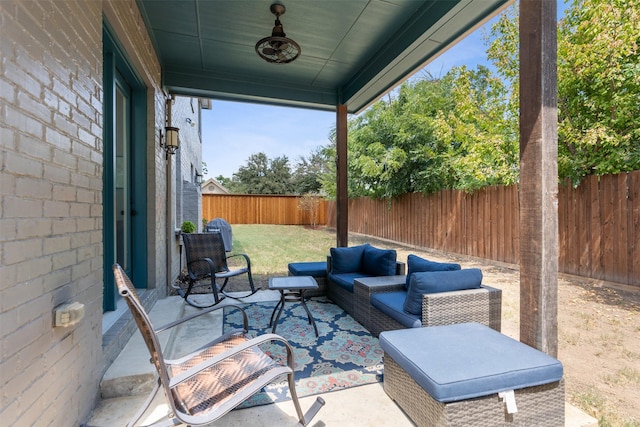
326;171;639;288
202;194;327;225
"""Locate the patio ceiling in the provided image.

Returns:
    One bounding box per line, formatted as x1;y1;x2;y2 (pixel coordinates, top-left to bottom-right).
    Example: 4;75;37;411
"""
137;0;512;114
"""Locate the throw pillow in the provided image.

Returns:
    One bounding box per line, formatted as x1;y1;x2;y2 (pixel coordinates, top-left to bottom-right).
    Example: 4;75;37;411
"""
362;245;397;276
403;268;483;315
405;254;461;288
330;244;369;274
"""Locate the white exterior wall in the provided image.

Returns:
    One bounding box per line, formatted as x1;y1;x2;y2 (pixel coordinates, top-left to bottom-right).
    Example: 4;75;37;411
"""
0;1;181;425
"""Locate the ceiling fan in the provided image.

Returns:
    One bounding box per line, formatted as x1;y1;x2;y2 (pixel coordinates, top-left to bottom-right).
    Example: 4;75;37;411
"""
255;3;301;64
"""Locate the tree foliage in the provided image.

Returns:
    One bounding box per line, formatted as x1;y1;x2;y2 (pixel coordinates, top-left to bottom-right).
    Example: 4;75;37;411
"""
230;152;294;194
320;0;638;198
221;150;328;195
336;65;518;198
291;147;329;195
557;0;640;184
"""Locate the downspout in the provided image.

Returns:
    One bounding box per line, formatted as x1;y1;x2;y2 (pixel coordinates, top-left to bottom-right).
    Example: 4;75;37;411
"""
166;154;173;290
165;95;176;291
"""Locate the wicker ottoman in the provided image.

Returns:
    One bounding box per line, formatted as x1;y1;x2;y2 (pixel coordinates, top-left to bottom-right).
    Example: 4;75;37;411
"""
288;262;327;298
379;323;564;426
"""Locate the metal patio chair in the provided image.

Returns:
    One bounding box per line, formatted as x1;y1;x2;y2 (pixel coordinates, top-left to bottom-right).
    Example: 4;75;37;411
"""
176;232;259;308
113;264;324;427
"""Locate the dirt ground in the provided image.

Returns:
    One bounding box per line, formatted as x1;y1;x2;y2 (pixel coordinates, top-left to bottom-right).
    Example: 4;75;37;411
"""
200;233;640;425
347;235;640;427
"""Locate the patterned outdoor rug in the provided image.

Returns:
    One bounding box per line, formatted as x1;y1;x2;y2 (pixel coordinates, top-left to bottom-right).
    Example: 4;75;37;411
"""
223;297;384;408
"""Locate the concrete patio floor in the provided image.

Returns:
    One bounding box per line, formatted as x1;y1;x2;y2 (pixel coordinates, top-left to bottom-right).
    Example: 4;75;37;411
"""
88;290;597;427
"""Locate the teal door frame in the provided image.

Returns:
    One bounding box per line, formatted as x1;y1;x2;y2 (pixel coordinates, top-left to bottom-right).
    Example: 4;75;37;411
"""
103;22;148;310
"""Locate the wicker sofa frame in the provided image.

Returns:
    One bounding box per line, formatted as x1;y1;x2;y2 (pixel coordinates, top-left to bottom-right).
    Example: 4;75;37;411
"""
354;277;502;336
384;355;565;426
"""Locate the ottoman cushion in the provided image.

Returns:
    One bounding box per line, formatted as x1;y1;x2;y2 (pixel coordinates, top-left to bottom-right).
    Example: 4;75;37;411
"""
379;322;563;403
288;262;327;277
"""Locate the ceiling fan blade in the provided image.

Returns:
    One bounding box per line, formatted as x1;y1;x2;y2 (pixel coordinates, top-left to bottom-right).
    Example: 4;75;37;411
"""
279;42;289;51
262;47;276;56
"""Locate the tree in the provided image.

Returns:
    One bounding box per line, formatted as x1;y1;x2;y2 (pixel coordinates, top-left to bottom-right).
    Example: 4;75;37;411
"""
291;147;328;195
231;152;294;194
557;0;640;184
433;65;519;191
344;76;461;198
487;0;640;186
340;69;516;198
297;193;323;227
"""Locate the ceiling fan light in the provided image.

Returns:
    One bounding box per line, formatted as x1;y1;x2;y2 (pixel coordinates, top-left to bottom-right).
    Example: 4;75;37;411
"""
255;3;301;64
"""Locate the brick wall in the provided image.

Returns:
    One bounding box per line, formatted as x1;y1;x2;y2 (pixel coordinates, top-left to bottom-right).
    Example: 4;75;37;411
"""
1;1;104;425
1;0;172;425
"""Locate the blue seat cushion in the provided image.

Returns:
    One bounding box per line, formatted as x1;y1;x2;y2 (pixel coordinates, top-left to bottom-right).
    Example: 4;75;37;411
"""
371;291;421;328
379;323;563;403
403;268;483;315
330;244;369;274
362;245;397;276
328;272;371;293
406;254;461;288
288;262;327;277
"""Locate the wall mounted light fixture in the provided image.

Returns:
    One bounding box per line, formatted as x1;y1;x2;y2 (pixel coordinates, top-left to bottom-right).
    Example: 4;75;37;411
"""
195;171;203;185
161;95;180;159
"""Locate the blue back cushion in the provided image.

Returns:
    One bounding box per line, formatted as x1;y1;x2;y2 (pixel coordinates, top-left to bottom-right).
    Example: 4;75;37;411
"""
403;268;483;315
405;254;461;288
330;244;369;274
362;245;397;276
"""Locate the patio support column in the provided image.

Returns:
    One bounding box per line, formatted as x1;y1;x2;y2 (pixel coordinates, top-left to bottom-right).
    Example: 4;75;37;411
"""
336;104;348;247
519;0;558;356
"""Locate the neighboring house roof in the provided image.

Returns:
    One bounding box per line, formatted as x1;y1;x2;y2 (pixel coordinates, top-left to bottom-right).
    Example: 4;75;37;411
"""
201;178;230;194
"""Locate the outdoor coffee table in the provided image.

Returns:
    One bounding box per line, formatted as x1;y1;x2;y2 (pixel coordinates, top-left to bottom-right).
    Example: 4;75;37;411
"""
268;276;319;337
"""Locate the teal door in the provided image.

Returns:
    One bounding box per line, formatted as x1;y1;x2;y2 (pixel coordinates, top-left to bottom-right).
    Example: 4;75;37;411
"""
103;25;148;311
115;76;133;274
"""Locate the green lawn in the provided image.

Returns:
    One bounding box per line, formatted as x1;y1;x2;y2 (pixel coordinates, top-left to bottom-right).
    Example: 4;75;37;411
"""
231;224;337;275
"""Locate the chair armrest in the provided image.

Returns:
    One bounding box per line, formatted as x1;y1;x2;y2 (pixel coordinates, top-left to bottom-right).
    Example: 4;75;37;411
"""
421;285;502;331
326;255;332;273
225;252;252;270
155;304;248;333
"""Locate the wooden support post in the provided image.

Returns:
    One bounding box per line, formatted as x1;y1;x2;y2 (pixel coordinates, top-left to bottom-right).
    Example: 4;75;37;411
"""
336;104;349;247
519;0;559;356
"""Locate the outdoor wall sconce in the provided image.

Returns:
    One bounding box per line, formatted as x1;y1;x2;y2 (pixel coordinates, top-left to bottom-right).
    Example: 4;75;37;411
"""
195;171;203;185
161;95;180;159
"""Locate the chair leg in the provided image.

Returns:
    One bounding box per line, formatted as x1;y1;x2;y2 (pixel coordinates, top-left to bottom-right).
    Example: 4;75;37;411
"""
179;278;224;309
126;378;175;427
220;275;261;300
288;371;325;426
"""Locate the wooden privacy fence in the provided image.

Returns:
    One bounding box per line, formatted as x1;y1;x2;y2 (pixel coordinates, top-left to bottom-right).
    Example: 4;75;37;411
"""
203;194;327;225
326;171;639;288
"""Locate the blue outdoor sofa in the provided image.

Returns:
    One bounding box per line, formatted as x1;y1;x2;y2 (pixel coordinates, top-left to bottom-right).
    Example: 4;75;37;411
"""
326;243;405;317
353;254;502;336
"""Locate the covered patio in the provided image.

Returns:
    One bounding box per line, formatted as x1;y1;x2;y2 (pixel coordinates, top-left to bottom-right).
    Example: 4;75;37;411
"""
113;0;563;424
140;0;560;354
1;0;568;425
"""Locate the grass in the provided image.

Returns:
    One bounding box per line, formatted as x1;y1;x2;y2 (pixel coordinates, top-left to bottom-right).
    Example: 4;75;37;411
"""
231;225;336;275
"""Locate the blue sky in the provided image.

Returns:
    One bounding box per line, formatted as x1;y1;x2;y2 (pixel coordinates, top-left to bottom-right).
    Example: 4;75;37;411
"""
202;3;568;179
